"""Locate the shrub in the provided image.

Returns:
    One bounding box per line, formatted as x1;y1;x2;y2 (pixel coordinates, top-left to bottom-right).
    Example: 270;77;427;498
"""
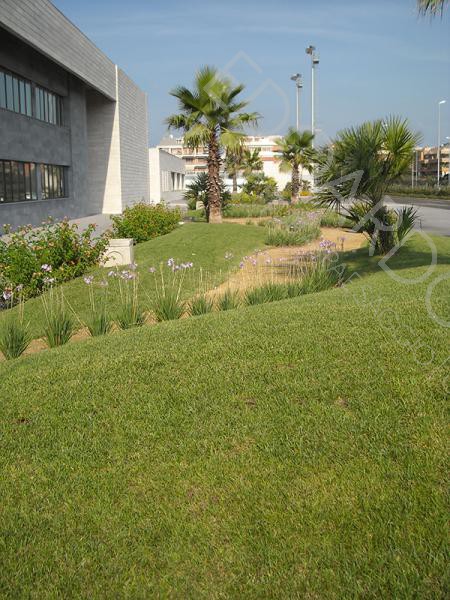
319;210;352;228
184;174;230;219
241;174;278;203
189;295;214;316
0;219;108;302
111;203;181;243
216;289;240;311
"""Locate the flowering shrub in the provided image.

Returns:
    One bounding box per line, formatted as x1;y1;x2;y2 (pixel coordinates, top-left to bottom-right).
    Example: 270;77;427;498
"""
0;219;108;305
111;203;181;244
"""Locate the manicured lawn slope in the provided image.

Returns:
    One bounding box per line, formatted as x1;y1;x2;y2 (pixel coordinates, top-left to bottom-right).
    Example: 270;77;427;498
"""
0;222;267;338
0;237;448;598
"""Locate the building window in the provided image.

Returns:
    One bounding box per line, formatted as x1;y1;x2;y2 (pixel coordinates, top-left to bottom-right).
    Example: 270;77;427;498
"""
0;68;32;117
35;86;63;125
0;66;63;125
0;160;38;203
41;164;67;199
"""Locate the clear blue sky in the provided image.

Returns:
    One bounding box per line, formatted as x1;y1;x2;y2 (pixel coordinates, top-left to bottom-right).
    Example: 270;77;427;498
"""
53;0;450;147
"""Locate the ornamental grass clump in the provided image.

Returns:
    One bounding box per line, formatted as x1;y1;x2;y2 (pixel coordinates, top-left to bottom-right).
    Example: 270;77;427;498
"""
83;275;112;337
265;215;320;247
114;264;146;329
189;294;214;316
41;283;75;348
0;286;31;360
150;259;192;322
217;289;240;311
245;283;287;306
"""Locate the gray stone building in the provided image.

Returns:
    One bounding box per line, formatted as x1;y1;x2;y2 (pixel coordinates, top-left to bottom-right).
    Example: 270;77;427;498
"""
0;0;150;231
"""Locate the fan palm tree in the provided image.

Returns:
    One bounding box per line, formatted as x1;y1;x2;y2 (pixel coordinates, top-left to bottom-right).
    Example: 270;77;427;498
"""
316;116;421;254
242;149;263;178
417;0;447;15
167;67;259;223
275;129;315;203
225;147;244;193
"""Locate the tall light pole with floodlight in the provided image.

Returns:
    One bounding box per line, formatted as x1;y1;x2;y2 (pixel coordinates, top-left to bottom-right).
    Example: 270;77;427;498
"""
305;45;319;148
290;73;302;131
437;100;446;188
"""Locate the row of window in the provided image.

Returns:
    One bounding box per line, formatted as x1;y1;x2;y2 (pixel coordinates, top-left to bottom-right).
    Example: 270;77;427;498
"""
0;160;67;204
0;67;63;126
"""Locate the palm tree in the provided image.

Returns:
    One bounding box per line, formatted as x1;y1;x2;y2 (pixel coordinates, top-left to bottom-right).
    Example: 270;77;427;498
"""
417;0;447;15
167;67;259;223
275;129;315;203
184;172;230;219
316;117;421;254
242;149;263;178
225;147;244;193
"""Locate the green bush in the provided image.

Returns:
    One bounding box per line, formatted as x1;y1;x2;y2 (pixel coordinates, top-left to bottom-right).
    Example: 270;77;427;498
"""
0;219;108;303
241;174;278;203
388;184;450;199
111;203;181;243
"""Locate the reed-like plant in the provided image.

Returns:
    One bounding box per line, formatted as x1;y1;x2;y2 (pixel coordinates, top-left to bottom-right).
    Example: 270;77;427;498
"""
0;286;31;359
114;265;146;329
41;285;76;348
265;216;320;247
245;283;287;306
217;289;240;311
82;276;113;337
188;294;214;316
150;260;191;322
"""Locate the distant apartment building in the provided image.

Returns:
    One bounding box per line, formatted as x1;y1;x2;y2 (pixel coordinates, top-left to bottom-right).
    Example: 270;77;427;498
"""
0;0;150;231
415;144;450;180
149;148;185;204
158;136;208;177
158;134;312;190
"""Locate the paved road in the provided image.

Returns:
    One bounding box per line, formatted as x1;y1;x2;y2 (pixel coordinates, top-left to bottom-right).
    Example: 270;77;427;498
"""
387;196;449;237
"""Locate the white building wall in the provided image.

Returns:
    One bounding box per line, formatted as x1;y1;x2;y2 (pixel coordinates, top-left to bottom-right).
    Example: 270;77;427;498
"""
117;68;150;207
149;148;185;204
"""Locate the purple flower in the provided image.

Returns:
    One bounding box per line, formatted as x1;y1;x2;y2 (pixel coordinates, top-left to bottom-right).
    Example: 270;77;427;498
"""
43;277;56;285
167;258;175;267
15;284;24;292
108;270;117;278
99;280;108;288
41;264;52;272
2;290;12;301
239;262;245;269
83;275;94;285
148;266;156;273
129;262;138;271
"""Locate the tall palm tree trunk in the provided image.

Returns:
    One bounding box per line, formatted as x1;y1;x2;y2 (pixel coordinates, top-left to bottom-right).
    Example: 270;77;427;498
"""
232;172;238;193
291;164;300;204
207;128;222;223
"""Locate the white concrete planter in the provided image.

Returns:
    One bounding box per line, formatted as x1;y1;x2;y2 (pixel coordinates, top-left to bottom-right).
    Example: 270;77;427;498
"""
103;238;134;267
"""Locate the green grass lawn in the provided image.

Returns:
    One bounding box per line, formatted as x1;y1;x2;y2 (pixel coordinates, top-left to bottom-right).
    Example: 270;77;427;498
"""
0;222;266;339
0;231;448;598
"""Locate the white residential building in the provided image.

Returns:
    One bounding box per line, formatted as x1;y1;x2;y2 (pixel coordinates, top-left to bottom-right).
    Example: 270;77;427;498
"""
158;134;313;192
149;147;185;205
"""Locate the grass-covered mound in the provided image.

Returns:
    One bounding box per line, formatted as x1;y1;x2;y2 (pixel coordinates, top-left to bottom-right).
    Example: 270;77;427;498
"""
0;234;448;598
0;223;267;339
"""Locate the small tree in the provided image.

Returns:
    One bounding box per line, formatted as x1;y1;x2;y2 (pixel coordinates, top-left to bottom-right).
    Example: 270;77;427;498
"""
184;173;230;220
242;149;263;178
242;174;277;203
316;116;421;254
225;147;244;193
167;67;259;223
275;129;315;203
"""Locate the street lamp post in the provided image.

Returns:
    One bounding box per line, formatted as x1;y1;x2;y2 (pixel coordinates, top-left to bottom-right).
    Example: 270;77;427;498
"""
305;45;319;148
290;73;302;131
437;100;446;188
